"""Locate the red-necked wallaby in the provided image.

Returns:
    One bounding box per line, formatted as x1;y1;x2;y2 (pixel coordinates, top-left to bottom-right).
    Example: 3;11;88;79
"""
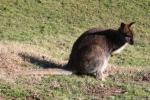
66;22;135;80
28;22;135;81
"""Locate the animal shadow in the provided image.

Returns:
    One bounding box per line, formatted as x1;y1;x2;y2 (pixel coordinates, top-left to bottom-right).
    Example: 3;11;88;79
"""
18;53;65;69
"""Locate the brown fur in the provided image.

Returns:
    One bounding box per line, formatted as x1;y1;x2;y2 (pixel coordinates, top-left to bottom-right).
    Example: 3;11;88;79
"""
66;22;135;80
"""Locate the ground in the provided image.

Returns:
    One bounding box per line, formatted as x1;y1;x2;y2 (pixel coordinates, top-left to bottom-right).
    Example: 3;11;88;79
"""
0;0;150;99
0;41;149;100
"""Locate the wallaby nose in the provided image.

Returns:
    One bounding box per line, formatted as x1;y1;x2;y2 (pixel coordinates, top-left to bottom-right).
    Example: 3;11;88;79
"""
130;39;134;45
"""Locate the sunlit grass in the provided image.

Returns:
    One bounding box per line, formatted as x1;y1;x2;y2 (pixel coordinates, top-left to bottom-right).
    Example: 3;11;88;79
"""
0;0;150;99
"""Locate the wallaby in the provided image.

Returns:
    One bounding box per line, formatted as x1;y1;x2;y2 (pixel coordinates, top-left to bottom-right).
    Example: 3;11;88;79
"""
26;22;135;81
66;22;135;80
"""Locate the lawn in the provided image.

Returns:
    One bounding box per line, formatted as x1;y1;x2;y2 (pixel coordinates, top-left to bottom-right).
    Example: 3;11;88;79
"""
0;0;150;99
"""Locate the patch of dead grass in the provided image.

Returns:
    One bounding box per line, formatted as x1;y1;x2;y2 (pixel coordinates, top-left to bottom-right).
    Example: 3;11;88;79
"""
0;41;67;82
134;71;150;82
0;95;5;100
83;83;126;98
107;65;150;83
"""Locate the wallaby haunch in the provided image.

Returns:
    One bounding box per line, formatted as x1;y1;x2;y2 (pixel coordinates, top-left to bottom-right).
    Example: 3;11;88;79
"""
66;22;135;80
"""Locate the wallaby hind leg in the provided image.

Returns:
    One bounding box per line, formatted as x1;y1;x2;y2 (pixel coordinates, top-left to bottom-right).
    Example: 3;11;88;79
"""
96;58;109;81
96;70;108;81
96;71;109;81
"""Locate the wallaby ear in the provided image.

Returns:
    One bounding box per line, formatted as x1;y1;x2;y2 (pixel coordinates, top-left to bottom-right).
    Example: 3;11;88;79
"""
129;22;135;27
120;22;125;28
120;22;125;30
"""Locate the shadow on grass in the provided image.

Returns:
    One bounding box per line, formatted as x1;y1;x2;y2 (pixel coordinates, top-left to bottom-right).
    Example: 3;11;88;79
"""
18;53;100;78
18;53;65;69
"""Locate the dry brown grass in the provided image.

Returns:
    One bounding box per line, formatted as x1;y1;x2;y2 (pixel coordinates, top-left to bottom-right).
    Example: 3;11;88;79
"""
83;83;126;98
0;41;68;82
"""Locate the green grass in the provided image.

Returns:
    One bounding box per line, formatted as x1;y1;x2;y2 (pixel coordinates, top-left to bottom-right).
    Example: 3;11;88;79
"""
0;0;150;66
1;73;150;99
0;0;150;99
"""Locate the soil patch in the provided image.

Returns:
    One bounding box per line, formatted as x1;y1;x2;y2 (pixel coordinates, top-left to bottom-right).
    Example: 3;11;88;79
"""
107;65;150;83
0;95;5;100
134;71;150;82
84;83;126;98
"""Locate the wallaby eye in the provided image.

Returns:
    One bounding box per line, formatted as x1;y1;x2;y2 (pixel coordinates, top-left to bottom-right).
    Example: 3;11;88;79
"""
125;34;131;37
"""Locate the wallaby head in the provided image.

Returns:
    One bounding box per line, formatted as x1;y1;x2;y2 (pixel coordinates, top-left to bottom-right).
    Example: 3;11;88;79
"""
118;22;135;45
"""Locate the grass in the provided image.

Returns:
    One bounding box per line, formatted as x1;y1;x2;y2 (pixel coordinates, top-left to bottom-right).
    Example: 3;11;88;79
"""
0;0;150;99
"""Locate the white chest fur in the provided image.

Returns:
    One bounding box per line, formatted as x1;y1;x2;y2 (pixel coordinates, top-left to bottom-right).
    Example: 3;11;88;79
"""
112;43;128;54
